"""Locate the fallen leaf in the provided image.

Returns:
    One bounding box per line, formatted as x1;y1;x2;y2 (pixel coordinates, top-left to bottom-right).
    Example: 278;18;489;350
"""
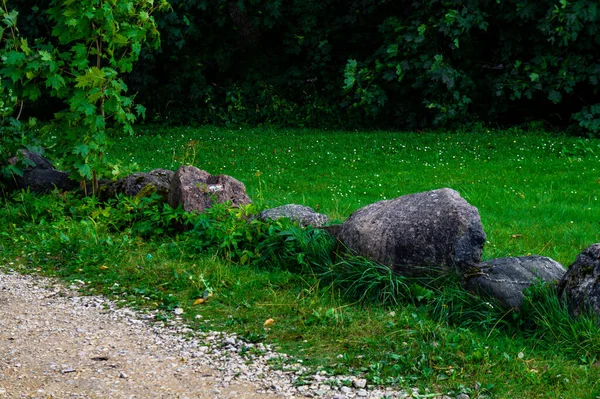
194;298;206;305
511;234;522;239
263;318;275;326
99;265;108;270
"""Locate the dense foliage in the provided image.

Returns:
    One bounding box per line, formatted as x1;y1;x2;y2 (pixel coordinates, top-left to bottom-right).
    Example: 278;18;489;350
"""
0;0;168;188
2;0;600;135
134;0;600;132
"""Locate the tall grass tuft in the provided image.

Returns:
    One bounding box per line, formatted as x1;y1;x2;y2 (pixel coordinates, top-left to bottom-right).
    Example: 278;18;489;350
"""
520;282;600;360
317;254;513;331
421;274;513;331
317;256;411;306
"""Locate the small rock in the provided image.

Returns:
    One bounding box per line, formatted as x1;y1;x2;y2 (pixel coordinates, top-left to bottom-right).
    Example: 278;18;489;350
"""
357;388;368;397
119;372;128;379
257;204;329;227
173;308;184;315
456;394;470;399
353;378;367;389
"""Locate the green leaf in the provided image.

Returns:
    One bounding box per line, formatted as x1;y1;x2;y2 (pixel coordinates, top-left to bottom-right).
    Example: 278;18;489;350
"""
396;64;404;82
69;44;89;70
39;50;53;62
112;34;129;46
2;10;18;28
1;66;23;82
19;39;31;55
3;51;26;66
46;75;66;91
74;144;90;156
22;83;42;100
135;104;146;119
6;164;24;177
548;90;562;104
72;97;96;116
75;67;106;88
529;73;540;82
93;115;105;130
387;44;398;57
343;59;358;90
87;88;104;103
76;163;92;179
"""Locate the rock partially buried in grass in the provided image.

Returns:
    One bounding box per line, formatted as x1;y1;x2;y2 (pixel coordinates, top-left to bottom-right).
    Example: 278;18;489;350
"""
258;204;329;227
99;168;174;201
464;256;566;308
558;243;600;318
168;165;251;213
336;188;486;277
5;150;78;194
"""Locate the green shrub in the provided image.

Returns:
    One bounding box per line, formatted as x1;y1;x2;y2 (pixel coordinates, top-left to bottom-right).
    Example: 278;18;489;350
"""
185;202;336;271
125;0;600;132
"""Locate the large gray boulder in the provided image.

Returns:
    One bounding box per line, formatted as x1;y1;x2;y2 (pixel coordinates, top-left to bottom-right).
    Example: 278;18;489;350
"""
464;256;566;308
168;165;251;213
99;168;174;201
336;188;486;277
258;204;329;227
558;244;600;318
5;150;78;193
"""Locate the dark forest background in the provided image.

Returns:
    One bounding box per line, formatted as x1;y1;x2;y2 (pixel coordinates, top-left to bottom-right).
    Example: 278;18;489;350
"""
7;0;600;133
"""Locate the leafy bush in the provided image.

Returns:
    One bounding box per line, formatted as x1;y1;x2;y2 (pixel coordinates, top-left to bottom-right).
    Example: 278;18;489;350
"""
111;0;600;132
1;0;169;191
0;118;40;191
185;202;336;271
4;1;600;132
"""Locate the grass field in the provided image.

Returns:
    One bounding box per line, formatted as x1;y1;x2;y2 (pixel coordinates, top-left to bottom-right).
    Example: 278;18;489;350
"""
111;126;600;266
3;126;600;399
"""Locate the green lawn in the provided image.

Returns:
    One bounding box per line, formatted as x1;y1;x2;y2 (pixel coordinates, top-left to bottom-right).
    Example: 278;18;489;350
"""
3;127;600;399
110;126;600;266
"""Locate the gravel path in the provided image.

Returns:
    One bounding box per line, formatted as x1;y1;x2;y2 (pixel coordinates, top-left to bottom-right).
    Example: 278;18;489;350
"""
0;271;420;399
